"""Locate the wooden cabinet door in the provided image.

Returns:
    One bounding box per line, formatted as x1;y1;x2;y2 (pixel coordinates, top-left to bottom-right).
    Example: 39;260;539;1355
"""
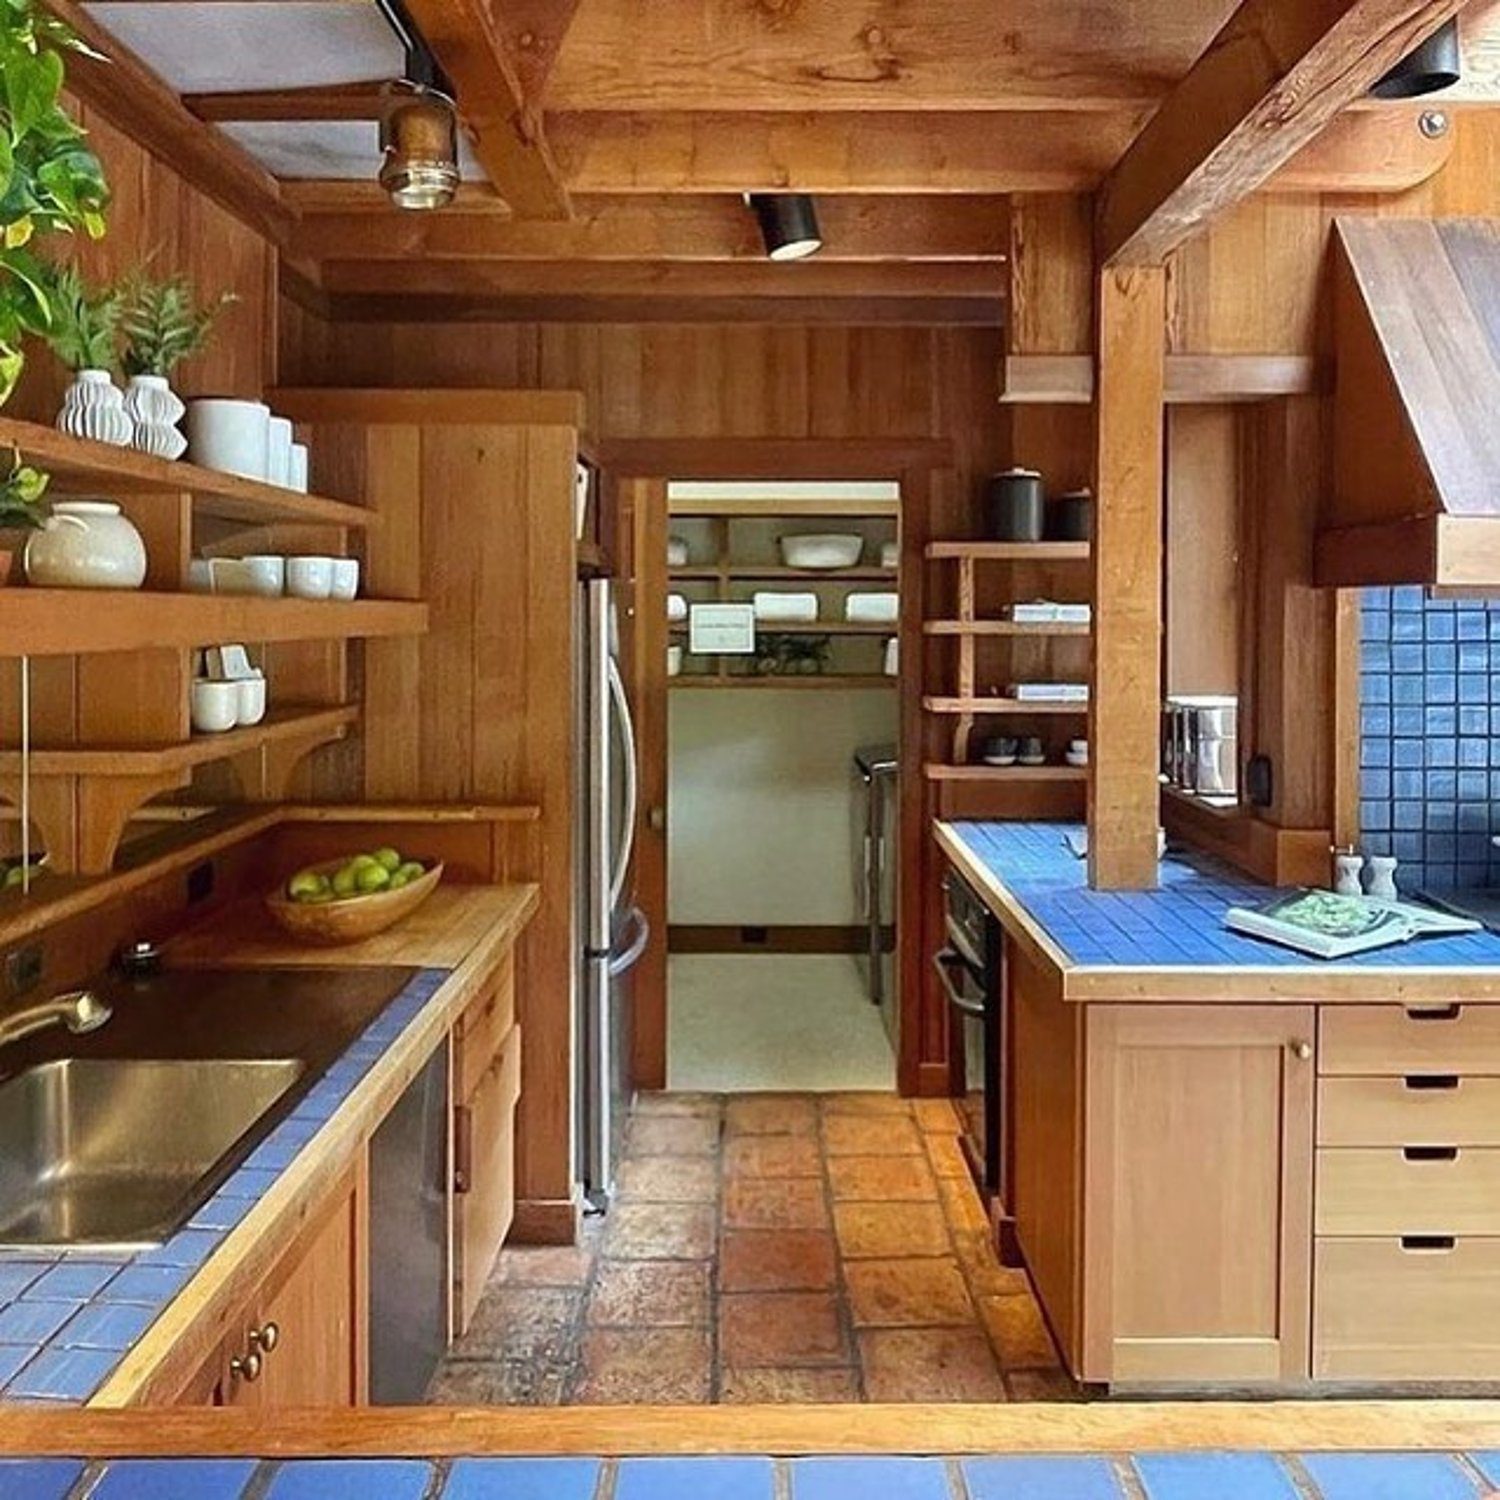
1082;1004;1315;1386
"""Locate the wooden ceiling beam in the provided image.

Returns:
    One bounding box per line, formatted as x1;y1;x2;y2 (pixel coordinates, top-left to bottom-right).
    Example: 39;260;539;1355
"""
288;193;1010;263
498;0;585;102
1098;0;1469;267
400;0;572;219
185;81;387;124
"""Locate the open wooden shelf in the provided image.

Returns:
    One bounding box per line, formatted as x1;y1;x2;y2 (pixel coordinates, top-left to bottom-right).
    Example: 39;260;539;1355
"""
0;416;374;530
923;696;1088;715
0;590;429;658
670;498;899;518
924;763;1087;782
673;675;896;690
925;541;1090;562
670;621;893;637
670;565;898;582
924;619;1090;637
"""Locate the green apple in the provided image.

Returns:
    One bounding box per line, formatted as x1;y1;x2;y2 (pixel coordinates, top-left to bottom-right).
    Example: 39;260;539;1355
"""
373;846;402;873
287;868;329;903
356;862;392;894
395;861;426;885
387;869;411;891
331;862;361;898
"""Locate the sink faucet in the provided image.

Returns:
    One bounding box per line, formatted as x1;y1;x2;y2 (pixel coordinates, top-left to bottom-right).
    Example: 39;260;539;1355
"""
0;991;112;1051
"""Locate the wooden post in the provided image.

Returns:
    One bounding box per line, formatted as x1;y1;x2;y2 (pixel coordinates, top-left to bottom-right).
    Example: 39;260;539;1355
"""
1089;265;1166;890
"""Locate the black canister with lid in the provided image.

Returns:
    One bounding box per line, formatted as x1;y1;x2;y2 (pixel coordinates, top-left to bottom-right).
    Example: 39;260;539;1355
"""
1048;487;1094;542
985;468;1044;541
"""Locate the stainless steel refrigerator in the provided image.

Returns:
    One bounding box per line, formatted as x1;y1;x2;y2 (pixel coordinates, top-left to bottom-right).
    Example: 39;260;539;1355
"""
575;574;650;1208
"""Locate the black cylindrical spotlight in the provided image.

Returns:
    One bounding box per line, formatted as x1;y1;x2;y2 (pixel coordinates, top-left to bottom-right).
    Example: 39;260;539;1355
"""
1370;18;1461;99
748;194;823;261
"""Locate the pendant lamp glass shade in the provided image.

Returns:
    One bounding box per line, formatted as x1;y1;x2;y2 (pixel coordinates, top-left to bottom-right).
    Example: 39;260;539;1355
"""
1369;18;1461;99
380;88;461;210
748;194;822;261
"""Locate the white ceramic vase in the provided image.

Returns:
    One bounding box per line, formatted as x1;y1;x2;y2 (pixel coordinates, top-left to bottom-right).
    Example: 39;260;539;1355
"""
124;374;188;461
24;501;148;590
57;369;132;447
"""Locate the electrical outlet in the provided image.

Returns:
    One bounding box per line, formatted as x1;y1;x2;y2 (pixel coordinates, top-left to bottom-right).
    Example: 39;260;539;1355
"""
5;944;43;997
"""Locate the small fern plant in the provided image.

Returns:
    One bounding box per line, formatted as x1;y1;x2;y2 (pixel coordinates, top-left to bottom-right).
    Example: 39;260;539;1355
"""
39;259;121;371
120;271;235;379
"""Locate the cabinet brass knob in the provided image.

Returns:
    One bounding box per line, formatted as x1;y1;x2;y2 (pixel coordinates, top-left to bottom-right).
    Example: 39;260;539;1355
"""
1290;1040;1313;1061
251;1322;280;1354
230;1349;262;1383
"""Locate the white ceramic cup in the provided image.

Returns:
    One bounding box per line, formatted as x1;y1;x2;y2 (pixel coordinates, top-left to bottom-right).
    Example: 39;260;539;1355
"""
187;559;214;594
207;558;257;597
190;679;239;734
241;555;285;597
235;673;267;727
185;399;270;481
266;416;293;487
286;556;334;600
330;558;360;601
288;443;309;493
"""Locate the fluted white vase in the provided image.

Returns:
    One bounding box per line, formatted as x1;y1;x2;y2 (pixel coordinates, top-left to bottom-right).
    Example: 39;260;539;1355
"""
124;374;188;460
57;369;132;447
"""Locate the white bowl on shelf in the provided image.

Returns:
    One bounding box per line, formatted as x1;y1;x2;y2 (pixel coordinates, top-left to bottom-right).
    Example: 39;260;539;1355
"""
185;398;270;481
780;533;863;570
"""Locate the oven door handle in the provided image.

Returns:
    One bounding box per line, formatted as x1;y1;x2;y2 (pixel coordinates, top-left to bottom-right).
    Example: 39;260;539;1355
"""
933;947;987;1017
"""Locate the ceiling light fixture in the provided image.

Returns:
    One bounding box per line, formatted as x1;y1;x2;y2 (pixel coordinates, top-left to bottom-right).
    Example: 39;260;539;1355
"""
375;0;460;210
1369;18;1461;99
747;194;823;261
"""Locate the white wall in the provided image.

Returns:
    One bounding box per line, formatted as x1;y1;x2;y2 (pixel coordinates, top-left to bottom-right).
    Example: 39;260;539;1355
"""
668;688;898;926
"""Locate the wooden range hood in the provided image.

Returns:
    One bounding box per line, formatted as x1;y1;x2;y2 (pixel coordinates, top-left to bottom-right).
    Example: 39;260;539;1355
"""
1317;217;1500;589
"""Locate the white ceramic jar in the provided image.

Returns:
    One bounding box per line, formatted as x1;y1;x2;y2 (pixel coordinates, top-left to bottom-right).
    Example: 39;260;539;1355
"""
57;370;131;447
24;501;148;590
185;398;270;480
266;416;293;487
124;375;188;461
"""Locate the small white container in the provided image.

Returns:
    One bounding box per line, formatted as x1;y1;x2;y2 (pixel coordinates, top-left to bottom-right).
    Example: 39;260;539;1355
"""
235;672;267;727
845;592;899;625
880;540;900;570
780;533;863;570
266;416;293;487
667;535;690;567
286;556;334;600
57;369;131;447
288;443;309;493
185;398;270;480
330;558;360;601
883;637;899;676
207;558;258;597
24;501;147;590
190;679;239;734
666;645;683;678
753;591;819;624
667;593;688;623
241;555;285;597
187;559;214;594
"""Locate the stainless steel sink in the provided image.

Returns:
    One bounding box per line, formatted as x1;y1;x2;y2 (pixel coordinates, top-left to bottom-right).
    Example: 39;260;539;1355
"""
0;1057;305;1251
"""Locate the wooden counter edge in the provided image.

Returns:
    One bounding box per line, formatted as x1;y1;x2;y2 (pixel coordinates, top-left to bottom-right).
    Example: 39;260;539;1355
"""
7;1399;1500;1456
87;882;539;1408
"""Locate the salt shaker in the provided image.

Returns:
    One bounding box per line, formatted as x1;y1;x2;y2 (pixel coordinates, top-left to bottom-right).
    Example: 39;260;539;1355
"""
1366;855;1399;902
1334;851;1365;897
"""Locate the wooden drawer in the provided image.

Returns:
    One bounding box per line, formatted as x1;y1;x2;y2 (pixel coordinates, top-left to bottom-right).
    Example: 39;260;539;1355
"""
1315;1236;1500;1380
1317;1147;1500;1236
455;951;516;1101
1320;1005;1500;1077
1318;1076;1500;1148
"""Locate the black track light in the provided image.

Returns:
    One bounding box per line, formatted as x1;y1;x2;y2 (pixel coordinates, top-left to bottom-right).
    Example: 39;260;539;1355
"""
1370;18;1461;100
375;0;460;210
747;194;823;262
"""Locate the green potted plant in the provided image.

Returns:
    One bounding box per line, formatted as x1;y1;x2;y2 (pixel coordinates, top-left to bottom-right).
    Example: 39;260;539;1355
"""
41;259;128;444
0;0;110;408
120;271;236;459
0;444;48;584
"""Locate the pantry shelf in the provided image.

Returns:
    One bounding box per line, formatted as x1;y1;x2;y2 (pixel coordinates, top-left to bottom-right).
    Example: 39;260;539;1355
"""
923;696;1088;715
669;498;899;518
923;620;1090;637
669;621;894;637
670;565;898;582
923;763;1087;782
925;541;1089;562
673;675;896;690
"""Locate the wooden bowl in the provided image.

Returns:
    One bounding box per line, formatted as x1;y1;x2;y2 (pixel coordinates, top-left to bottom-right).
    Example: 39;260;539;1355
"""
264;858;444;946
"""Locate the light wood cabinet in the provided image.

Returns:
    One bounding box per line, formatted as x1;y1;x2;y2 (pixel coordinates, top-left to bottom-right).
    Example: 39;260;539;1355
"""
1081;1004;1315;1385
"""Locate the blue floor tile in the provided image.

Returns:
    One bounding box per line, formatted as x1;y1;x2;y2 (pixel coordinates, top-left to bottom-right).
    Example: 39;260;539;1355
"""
1299;1453;1479;1500
615;1457;775;1500
443;1457;603;1500
92;1459;258;1500
1472;1454;1500;1488
0;1459;84;1500
265;1459;433;1500
791;1458;950;1500
1134;1453;1300;1500
964;1456;1124;1500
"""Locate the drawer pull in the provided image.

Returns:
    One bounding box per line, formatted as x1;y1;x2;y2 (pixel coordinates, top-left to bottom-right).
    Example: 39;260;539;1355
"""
1404;1074;1459;1091
1406;1004;1461;1022
1403;1145;1459;1162
1400;1235;1457;1253
1289;1039;1314;1062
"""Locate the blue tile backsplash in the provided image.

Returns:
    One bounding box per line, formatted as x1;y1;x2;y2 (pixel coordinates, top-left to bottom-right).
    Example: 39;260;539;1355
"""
1361;585;1500;894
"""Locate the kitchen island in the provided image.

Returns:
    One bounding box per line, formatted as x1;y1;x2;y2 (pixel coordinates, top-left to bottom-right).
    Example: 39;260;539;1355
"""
937;819;1500;1392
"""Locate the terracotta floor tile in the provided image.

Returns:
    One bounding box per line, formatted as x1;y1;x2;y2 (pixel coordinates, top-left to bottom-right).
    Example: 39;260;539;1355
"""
723;1133;823;1180
571;1328;711;1404
603;1202;717;1259
719;1229;837;1293
937;1174;990;1232
615;1154;719;1204
720;1367;861;1403
1005;1367;1080;1402
719;1292;848;1367
449;1287;580;1364
632;1092;723;1120
822;1113;923;1157
427;1358;570;1406
587;1259;711;1328
858;1327;1007;1402
834;1202;951;1260
844;1257;975;1327
724;1095;819;1137
914;1098;962;1135
980;1292;1061;1371
722;1176;830;1231
925;1134;973;1181
828;1154;937;1204
493;1243;596;1288
822;1091;913;1117
625;1113;720;1157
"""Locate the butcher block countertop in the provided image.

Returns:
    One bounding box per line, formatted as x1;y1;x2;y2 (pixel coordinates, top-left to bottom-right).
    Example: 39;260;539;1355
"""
937;820;1500;1004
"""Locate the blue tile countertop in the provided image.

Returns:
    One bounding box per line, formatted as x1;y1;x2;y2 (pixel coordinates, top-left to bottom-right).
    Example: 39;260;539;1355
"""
1;1451;1497;1499
0;968;450;1407
942;820;1500;974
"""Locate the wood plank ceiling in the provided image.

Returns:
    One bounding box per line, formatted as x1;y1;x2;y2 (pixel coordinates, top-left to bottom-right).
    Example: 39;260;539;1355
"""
56;0;1498;323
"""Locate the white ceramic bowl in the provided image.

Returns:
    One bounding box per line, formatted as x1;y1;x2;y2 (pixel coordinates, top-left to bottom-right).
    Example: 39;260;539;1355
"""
780;533;863;570
235;673;267;727
241;555;285;597
185;399;270;481
330;558;360;601
286;556;334;600
190;679;238;735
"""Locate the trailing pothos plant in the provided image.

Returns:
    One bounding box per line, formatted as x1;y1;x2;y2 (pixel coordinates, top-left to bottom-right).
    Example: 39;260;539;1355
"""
0;442;47;529
0;0;109;403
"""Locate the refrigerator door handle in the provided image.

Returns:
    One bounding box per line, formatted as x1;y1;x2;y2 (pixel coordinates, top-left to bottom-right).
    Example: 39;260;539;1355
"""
607;654;639;910
609;904;651;978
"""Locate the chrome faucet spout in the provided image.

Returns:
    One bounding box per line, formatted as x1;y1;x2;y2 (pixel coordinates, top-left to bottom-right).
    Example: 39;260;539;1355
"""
0;991;112;1050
